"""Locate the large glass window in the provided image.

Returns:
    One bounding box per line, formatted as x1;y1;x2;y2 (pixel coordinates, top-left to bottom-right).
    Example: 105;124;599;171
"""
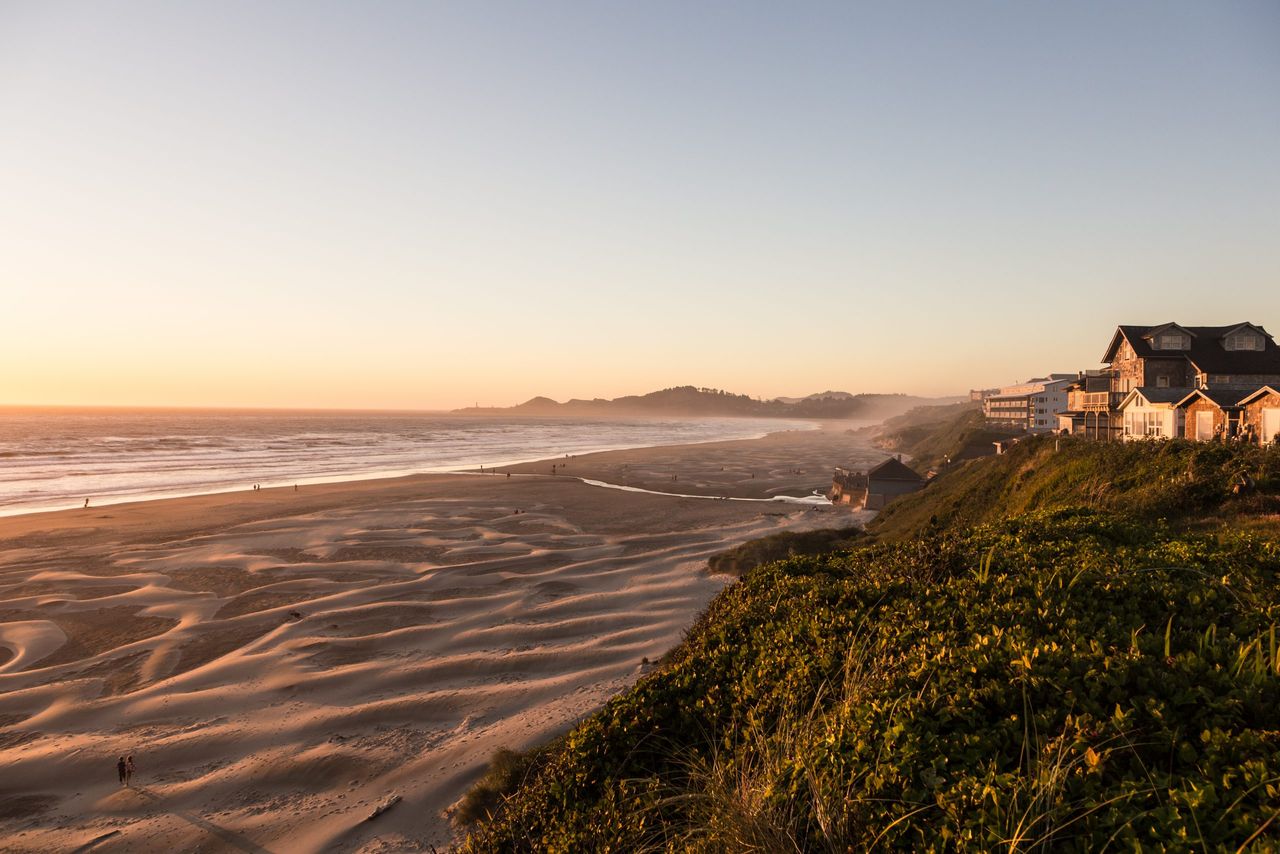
1145;412;1165;437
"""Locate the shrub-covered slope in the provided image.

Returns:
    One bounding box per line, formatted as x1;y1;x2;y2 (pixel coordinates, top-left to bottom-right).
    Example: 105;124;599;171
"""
871;437;1280;541
461;443;1280;852
875;405;1009;473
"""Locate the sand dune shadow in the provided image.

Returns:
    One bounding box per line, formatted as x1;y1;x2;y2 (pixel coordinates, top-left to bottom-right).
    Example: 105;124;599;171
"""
127;787;272;853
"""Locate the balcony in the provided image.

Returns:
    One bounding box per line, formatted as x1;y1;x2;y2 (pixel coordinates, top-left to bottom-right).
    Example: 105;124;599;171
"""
1070;391;1123;412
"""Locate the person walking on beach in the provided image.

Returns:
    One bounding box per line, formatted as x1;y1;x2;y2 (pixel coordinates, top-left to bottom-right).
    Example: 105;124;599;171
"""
125;755;136;786
117;756;127;786
84;498;90;508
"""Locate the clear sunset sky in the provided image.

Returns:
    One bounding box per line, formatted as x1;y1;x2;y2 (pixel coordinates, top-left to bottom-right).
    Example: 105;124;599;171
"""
2;2;1278;410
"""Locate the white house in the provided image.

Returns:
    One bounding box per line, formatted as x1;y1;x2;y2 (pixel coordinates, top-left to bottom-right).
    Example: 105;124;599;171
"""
983;374;1075;433
1118;388;1186;440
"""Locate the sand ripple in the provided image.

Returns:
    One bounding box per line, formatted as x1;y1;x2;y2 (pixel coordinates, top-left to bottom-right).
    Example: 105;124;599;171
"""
0;474;855;852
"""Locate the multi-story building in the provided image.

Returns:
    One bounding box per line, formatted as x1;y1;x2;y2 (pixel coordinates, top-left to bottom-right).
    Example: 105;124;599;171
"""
982;375;1075;433
1062;323;1280;442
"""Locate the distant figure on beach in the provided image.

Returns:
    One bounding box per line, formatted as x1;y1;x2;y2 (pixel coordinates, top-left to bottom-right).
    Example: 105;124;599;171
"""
117;756;127;786
84;498;90;508
294;484;298;491
126;755;136;786
506;472;511;478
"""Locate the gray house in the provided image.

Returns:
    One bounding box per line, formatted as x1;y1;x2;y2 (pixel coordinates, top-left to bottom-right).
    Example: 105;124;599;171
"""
831;457;925;510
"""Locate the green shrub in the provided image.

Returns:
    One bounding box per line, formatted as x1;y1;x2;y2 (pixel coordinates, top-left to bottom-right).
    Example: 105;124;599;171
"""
707;527;864;577
462;509;1280;852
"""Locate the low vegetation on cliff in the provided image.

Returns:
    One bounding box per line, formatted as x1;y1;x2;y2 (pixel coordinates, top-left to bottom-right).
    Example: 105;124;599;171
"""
459;434;1280;851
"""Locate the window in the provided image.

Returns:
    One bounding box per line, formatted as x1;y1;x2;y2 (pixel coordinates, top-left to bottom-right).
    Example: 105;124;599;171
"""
1156;376;1169;388
1145;412;1165;437
1225;333;1263;351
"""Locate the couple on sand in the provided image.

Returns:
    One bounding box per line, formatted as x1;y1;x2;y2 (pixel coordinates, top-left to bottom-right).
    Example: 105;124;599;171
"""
116;755;136;787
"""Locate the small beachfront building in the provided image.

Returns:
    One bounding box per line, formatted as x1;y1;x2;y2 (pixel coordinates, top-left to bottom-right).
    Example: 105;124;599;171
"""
1119;388;1186;440
830;468;868;506
1239;386;1280;446
864;458;926;510
1175;388;1246;441
830;457;925;510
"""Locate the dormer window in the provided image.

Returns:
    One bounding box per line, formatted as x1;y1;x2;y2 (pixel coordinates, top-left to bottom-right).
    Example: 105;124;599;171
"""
1225;332;1263;351
1155;332;1189;350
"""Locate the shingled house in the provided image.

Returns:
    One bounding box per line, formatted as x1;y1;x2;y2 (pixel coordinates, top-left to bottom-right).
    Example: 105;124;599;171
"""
1239;386;1280;445
831;457;925;510
1175;388;1249;442
1104;323;1280;393
1062;323;1280;442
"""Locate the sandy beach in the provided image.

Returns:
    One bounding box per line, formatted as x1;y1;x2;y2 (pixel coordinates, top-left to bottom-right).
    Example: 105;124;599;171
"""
0;423;884;852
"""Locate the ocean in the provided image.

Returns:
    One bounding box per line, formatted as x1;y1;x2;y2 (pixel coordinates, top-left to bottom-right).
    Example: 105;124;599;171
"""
0;410;815;516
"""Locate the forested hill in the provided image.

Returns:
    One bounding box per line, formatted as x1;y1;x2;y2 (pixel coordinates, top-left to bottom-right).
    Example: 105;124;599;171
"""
459;431;1280;851
454;386;956;419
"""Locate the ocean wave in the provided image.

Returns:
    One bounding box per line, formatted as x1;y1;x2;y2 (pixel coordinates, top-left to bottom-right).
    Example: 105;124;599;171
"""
0;413;815;516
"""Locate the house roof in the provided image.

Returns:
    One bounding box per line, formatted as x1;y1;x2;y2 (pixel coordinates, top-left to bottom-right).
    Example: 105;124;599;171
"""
1119;387;1191;409
1174;388;1250;409
868;457;924;483
1237;385;1280;407
1102;324;1280;374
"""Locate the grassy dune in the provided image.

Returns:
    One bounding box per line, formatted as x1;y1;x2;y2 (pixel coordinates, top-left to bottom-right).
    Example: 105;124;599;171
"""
460;437;1280;851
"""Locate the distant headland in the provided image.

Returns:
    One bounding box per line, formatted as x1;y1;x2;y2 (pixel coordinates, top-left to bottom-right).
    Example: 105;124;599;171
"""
453;385;960;420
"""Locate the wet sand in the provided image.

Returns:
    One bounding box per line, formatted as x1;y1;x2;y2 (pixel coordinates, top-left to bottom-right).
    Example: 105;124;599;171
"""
0;421;885;852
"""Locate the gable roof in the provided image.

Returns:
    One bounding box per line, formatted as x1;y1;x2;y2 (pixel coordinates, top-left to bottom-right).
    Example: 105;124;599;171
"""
1220;322;1269;339
1237;385;1280;407
868;457;924;483
1174;388;1249;409
1145;322;1197;341
1102;324;1280;375
1119;387;1190;409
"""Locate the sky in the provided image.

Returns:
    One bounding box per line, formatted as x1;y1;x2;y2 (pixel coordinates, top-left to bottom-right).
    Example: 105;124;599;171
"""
2;1;1278;410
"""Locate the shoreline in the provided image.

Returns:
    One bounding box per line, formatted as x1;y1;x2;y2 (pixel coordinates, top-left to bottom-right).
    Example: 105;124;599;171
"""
0;418;825;520
0;422;888;851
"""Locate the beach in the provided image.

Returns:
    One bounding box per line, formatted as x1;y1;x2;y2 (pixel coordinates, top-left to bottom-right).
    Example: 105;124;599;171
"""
0;423;884;852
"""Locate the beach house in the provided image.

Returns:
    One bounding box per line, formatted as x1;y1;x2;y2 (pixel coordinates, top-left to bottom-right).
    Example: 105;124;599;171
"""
1175;388;1247;442
1062;323;1280;441
1118;388;1186;440
830;457;925;509
1238;386;1280;445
